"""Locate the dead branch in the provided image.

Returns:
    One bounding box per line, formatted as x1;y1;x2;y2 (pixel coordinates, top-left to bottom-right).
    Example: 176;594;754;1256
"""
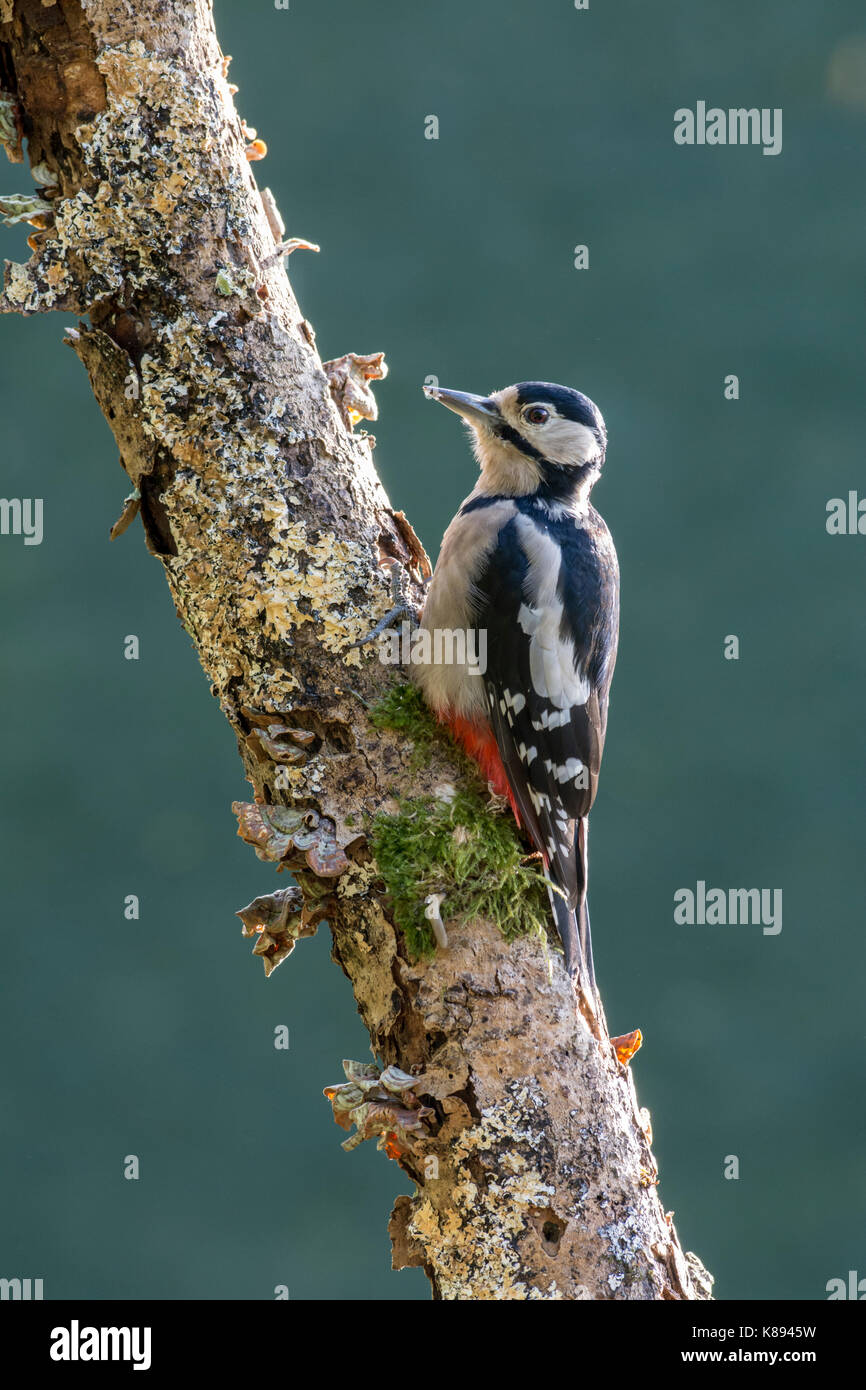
0;0;712;1301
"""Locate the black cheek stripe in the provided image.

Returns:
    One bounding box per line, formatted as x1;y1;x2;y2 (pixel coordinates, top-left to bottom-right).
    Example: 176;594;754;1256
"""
460;494;509;515
493;420;548;466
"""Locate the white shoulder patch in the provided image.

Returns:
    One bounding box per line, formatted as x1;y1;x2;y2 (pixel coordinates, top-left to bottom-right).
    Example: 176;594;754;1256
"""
513;515;591;709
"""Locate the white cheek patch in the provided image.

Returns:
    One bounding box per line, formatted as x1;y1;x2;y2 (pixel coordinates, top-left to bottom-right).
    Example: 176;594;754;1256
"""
534;417;602;467
494;390;603;468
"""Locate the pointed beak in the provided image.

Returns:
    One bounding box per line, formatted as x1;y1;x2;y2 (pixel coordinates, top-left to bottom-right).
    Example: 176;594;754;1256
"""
423;385;498;427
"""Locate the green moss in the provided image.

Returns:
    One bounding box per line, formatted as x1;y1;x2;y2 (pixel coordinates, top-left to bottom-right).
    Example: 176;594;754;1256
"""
368;681;439;761
370;786;550;959
368;682;551;957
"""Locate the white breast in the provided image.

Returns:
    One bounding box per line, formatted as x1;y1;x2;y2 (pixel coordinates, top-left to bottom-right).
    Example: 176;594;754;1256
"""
412;496;517;721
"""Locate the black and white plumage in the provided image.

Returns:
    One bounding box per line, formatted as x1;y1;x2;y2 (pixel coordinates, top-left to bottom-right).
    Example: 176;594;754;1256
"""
412;381;619;994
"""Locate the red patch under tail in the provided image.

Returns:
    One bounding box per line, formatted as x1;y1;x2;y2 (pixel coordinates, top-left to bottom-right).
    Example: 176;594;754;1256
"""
438;711;524;830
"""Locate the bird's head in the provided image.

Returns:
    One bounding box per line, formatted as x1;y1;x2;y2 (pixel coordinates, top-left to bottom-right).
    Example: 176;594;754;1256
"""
423;380;607;503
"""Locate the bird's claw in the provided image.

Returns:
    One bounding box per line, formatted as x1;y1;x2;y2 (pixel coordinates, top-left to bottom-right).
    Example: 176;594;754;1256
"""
350;560;423;649
350;601;420;648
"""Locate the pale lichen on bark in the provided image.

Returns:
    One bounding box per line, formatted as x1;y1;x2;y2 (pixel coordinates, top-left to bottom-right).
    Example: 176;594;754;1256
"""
0;0;713;1300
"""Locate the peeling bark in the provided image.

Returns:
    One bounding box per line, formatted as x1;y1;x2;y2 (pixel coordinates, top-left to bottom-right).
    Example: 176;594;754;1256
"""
0;0;713;1300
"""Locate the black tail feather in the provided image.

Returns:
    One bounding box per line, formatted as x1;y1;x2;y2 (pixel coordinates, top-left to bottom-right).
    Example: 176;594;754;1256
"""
547;884;595;987
546;815;596;990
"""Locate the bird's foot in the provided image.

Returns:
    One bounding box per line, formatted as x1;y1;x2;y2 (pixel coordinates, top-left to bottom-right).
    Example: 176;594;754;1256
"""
487;786;511;815
349;602;419;649
350;560;423;649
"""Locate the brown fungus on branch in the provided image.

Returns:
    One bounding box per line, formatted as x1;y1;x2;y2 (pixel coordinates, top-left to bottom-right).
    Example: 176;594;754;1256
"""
611;1028;643;1066
233;800;350;877
236;885;321;977
0;192;53;226
266;236;320;265
386;508;433;582
323;350;388;430
0;90;23;162
109;487;140;540
324;1060;434;1157
246;721;319;767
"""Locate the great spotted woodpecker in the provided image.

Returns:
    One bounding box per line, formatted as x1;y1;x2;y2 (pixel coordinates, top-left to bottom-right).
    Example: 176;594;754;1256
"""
411;381;619;996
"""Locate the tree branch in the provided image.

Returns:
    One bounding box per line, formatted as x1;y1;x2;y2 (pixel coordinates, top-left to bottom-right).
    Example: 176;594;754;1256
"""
0;0;712;1300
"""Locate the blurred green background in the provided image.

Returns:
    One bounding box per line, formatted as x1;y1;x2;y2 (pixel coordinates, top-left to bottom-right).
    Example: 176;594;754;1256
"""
1;0;864;1300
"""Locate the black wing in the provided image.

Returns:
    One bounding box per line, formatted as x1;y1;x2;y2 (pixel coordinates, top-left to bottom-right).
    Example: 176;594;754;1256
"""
472;504;619;892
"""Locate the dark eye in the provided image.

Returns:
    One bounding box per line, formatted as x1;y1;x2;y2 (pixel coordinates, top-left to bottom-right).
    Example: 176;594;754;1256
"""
524;406;549;425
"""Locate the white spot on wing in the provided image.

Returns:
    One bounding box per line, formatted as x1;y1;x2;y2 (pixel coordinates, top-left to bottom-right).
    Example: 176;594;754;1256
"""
542;756;585;785
531;706;572;731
